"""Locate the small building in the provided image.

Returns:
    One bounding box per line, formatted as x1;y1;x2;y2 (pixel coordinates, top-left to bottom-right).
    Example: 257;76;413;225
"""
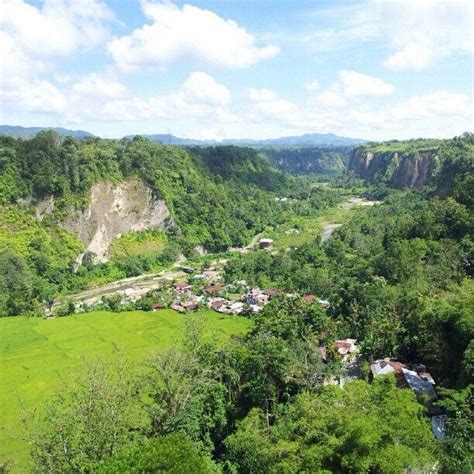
174;282;192;294
171;303;185;313
259;238;273;249
334;338;358;363
209;298;226;310
317;299;331;309
228;301;244;314
303;294;317;303
244;288;262;305
371;358;437;401
204;283;222;296
152;302;165;311
181;300;199;312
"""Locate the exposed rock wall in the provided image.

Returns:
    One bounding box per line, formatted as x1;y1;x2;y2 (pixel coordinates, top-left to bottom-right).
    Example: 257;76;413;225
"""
349;148;440;188
53;178;171;262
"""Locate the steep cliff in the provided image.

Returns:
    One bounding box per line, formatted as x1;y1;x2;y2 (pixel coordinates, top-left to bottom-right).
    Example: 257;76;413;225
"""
262;147;350;174
38;178;172;262
349;137;454;188
349;147;440;188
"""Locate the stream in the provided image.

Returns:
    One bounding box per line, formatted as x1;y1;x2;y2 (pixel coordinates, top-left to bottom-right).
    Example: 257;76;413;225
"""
320;197;382;242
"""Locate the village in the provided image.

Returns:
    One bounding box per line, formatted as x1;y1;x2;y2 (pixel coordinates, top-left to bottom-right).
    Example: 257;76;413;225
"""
55;237;448;441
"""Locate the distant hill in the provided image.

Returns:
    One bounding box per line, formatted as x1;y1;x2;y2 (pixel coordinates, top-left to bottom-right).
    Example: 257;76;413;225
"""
124;132;366;147
0;125;94;139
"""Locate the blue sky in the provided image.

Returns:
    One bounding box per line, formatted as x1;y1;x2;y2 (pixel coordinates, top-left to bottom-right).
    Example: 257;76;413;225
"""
1;0;472;140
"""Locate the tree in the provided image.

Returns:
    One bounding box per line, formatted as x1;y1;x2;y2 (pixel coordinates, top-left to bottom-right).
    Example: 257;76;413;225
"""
95;434;215;474
29;360;147;473
225;377;436;473
0;251;34;315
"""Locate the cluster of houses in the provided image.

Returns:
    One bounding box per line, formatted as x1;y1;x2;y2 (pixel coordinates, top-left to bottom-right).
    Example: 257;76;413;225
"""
156;273;333;316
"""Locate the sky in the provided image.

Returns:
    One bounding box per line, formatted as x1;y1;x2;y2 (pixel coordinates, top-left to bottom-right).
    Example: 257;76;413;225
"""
0;0;473;140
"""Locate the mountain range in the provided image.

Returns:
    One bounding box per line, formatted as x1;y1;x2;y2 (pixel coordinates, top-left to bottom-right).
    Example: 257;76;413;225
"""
124;132;366;147
0;125;94;139
1;125;365;147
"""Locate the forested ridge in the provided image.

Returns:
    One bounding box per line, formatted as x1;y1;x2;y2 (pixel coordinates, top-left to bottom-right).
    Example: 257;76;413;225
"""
0;131;472;473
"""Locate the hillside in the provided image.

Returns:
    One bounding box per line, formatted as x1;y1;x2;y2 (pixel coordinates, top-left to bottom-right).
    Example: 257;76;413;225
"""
0;132;335;316
349;134;473;195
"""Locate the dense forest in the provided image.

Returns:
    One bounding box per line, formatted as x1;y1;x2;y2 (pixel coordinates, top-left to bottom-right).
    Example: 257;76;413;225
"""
0;132;472;472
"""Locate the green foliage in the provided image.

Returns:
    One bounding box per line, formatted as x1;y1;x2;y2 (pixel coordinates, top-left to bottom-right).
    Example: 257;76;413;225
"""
225;377;436;473
109;229;167;258
96;434;216;474
29;360;147;473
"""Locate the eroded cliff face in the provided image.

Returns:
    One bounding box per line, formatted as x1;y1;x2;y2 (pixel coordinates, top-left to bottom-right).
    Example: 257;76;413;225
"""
38;178;172;262
349;148;440;188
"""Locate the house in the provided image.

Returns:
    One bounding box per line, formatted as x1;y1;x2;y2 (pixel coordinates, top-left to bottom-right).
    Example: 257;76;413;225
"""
371;358;437;401
181;300;199;312
208;298;226;310
318;299;331;309
204;283;222;295
244;288;261;305
152;302;165;311
244;288;269;306
171;303;185;313
174;282;192;294
334;338;358;363
249;304;262;313
259;238;273;249
303;294;317;303
228;301;244;314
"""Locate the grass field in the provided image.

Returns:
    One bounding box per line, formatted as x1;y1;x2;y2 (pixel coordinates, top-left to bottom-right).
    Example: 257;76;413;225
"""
0;309;252;471
270;205;354;250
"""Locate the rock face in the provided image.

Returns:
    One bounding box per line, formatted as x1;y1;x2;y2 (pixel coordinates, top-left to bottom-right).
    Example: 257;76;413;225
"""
349;148;440;188
60;178;171;262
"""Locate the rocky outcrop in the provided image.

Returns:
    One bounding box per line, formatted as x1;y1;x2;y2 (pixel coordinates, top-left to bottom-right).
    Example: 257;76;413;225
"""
39;178;172;262
349;148;440;188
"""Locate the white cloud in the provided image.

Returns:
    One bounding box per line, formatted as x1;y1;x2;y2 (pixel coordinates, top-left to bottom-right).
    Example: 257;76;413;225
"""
390;91;472;121
379;0;474;71
2;77;67;113
0;0;115;92
108;1;280;72
180;72;231;105
247;88;298;122
281;0;473;72
0;0;113;70
339;70;394;97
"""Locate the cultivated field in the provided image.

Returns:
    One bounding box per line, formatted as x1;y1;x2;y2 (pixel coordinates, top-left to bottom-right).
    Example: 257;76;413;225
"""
0;309;252;471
